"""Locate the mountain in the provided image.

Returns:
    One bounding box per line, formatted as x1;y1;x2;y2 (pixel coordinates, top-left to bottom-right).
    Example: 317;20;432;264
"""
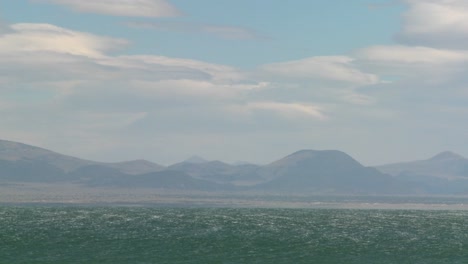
376;151;468;180
4;139;468;195
0;139;164;176
0;139;94;172
109;170;228;191
168;160;262;185
255;150;407;194
0;139;227;191
375;151;468;194
70;165;224;191
0;159;67;182
258;150;363;181
102;160;165;175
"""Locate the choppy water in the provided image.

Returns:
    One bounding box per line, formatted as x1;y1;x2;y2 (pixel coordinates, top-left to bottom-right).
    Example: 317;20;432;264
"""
1;206;468;263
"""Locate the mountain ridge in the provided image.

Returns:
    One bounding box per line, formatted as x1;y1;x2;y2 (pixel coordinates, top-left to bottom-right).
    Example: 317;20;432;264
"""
255;149;407;194
0;139;165;174
376;151;468;179
1;139;467;195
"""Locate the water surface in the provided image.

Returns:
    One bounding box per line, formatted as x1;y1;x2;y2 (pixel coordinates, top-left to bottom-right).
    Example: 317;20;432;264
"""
1;207;467;263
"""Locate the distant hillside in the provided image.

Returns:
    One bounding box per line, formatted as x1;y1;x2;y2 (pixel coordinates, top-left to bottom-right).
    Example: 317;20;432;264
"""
102;160;165;175
70;165;225;191
375;151;468;194
168;160;262;185
0;140;94;172
255;150;408;194
0;140;228;191
0;139;164;175
0;159;66;182
376;151;468;180
3;139;468;195
258;150;363;181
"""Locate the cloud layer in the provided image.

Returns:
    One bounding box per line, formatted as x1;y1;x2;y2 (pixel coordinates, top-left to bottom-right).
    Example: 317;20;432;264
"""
398;0;468;48
37;0;181;17
0;20;378;162
3;0;468;165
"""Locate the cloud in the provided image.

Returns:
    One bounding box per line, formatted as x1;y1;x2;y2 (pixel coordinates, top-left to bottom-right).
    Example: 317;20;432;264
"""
36;0;181;17
255;56;380;106
11;17;468;165
0;23;128;58
0;22;274;133
259;56;379;86
353;0;468;87
109;55;247;82
0;18;12;34
130;79;268;100
356;45;468;64
0;19;334;165
127;21;264;40
397;0;468;48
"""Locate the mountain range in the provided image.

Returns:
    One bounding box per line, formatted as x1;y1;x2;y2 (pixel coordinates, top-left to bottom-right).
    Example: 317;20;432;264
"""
1;139;468;195
376;151;468;194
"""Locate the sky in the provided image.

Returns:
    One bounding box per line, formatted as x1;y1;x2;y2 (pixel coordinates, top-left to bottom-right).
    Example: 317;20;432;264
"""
0;0;467;166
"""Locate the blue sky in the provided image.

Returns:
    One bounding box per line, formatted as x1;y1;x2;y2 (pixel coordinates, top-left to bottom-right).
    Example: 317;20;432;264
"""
1;0;467;165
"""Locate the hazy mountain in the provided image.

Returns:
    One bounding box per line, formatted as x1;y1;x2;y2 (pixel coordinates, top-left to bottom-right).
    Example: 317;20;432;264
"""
168;160;262;185
0;139;164;176
258;150;363;181
102;160;165;175
0;140;228;191
376;151;468;180
4;139;468;195
375;151;468;194
0;159;66;182
67;164;129;185
255;150;407;194
125;171;228;191
77;167;226;191
0;139;94;172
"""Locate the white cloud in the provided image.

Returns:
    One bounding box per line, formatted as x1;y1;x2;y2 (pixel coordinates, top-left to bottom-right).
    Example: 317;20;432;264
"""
358;1;468;84
255;56;380;106
0;22;279;144
398;0;468;48
356;45;468;64
260;56;379;86
0;23;128;58
36;0;181;17
402;0;468;34
109;55;247;82
131;79;267;100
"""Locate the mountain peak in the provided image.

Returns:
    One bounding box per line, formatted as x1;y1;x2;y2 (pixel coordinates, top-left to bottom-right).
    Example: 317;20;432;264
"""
285;149;353;162
0;139;81;159
430;151;465;161
265;149;363;176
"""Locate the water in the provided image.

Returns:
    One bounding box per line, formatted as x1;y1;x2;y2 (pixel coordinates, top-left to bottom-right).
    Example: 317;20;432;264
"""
1;206;468;263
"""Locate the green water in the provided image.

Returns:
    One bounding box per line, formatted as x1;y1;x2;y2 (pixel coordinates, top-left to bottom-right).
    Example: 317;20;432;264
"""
1;206;467;263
